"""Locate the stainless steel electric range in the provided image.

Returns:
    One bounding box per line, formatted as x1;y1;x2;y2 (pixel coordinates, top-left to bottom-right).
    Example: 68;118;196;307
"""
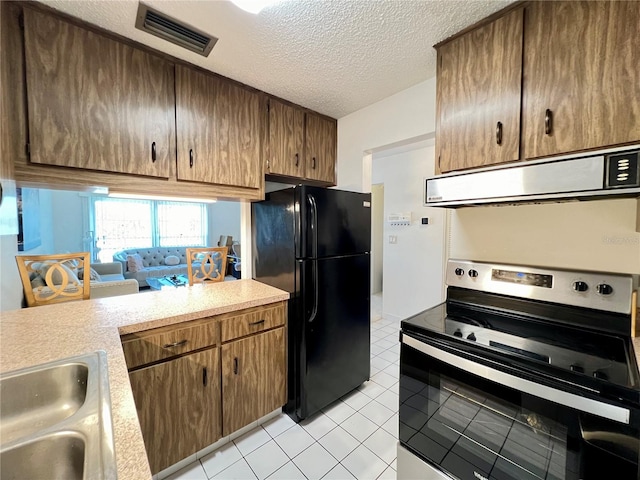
398;260;639;480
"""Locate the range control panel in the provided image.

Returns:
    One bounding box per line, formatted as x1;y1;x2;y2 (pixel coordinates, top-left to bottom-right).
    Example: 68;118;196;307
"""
447;260;637;315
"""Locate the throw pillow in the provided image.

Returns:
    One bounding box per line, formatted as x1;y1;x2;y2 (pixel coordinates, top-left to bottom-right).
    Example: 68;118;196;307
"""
30;275;46;289
127;254;144;273
165;255;180;266
36;263;80;286
78;267;102;282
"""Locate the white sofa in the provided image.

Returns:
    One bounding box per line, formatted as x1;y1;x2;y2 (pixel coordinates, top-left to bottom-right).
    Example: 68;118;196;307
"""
90;262;140;298
26;261;139;301
113;246;202;287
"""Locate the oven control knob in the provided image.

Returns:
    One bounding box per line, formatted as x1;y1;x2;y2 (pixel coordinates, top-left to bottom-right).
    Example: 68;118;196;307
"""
466;333;476;341
468;269;479;278
593;370;609;380
596;284;613;295
572;281;589;292
570;364;584;373
453;329;463;338
455;268;465;276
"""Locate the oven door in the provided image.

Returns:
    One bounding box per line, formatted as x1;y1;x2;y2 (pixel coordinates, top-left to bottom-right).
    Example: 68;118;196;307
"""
399;332;640;480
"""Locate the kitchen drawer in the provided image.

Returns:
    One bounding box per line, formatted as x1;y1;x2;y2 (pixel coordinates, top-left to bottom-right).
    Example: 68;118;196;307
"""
121;319;217;369
220;303;286;343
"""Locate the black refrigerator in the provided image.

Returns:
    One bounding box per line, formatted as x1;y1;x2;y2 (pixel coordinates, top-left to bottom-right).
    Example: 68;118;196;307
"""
252;185;371;422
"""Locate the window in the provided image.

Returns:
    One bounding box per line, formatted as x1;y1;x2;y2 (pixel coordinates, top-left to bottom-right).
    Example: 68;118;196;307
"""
91;197;207;262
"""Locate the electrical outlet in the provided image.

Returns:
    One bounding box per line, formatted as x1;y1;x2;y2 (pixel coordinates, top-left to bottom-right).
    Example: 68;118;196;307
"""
389;235;397;244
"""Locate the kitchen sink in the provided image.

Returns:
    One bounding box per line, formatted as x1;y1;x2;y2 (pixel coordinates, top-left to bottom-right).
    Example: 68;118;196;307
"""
0;361;88;443
0;351;116;479
1;432;86;480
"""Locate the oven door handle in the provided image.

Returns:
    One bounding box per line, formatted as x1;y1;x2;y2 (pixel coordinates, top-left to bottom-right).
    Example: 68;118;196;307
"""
402;335;631;425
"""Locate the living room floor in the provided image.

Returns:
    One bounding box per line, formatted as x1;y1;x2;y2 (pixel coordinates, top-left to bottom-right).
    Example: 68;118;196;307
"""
163;293;400;480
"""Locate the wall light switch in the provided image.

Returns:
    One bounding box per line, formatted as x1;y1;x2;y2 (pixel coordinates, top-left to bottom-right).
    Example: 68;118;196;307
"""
389;235;397;244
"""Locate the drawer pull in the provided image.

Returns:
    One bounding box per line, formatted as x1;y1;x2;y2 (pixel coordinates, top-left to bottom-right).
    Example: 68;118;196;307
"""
203;367;208;387
295;153;299;167
545;109;553;135
249;319;265;327
496;121;503;145
151;141;157;162
233;357;239;375
162;339;188;349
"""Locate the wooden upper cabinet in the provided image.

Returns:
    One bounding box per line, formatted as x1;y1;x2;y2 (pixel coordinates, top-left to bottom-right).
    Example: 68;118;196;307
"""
521;1;640;159
176;65;262;188
23;9;175;178
267;99;305;178
305;113;337;184
176;66;217;183
436;8;523;173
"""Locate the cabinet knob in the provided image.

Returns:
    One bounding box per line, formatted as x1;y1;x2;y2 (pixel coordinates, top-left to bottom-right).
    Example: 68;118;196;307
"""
233;357;239;375
203;367;208;387
545;109;553;135
151;142;157;162
189;149;194;168
496;122;503;145
572;281;589;292
295;153;299;167
312;157;316;169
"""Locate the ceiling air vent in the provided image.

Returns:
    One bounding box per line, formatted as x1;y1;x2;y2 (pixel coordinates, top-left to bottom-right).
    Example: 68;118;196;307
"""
135;3;217;57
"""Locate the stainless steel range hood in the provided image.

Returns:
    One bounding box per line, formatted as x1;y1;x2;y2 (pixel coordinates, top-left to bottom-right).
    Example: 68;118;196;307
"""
425;146;640;207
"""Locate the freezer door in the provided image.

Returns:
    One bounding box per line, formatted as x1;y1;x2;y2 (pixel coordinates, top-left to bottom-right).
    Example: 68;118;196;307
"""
252;188;297;293
299;253;371;419
299;186;371;259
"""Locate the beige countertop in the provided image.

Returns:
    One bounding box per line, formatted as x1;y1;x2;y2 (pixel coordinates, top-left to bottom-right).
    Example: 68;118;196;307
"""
0;279;289;480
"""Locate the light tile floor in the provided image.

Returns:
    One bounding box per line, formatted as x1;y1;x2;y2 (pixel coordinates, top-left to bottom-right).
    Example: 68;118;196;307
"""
166;293;400;480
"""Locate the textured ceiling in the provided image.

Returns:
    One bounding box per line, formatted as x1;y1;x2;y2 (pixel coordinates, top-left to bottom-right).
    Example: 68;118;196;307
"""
36;0;514;118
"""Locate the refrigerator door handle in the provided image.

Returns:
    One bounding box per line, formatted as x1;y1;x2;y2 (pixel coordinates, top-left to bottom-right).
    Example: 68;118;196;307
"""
307;194;318;258
309;259;319;323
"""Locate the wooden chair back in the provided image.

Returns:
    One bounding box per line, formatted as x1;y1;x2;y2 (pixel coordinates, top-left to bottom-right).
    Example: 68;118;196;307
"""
16;252;91;307
186;247;228;286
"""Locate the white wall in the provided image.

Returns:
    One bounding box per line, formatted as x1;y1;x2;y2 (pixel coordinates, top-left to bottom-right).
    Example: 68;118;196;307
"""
51;190;84;253
207;200;241;248
449;199;640;274
336;77;445;320
337;77;437;193
370;184;384;294
0;235;22;311
372;143;447;320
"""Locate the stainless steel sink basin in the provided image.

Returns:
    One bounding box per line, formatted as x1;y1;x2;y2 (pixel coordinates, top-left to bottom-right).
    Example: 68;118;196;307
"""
0;361;88;443
1;432;86;480
0;352;116;479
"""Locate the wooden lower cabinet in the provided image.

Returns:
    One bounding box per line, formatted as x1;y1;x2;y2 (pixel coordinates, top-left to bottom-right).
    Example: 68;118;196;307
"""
221;327;286;436
129;348;221;474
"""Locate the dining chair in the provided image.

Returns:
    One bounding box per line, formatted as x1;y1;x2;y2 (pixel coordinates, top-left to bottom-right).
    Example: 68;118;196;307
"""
186;247;228;286
15;252;91;307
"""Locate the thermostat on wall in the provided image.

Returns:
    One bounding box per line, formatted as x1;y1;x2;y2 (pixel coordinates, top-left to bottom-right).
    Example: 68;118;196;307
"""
387;213;411;226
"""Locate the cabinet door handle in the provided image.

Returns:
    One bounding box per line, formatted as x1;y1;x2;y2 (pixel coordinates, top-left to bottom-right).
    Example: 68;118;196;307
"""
162;339;188;349
496;122;503;145
312;157;316;169
189;149;194;168
295;153;299;167
203;367;208;387
233;357;239;375
249;319;265;327
545;109;553;135
151;142;157;162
